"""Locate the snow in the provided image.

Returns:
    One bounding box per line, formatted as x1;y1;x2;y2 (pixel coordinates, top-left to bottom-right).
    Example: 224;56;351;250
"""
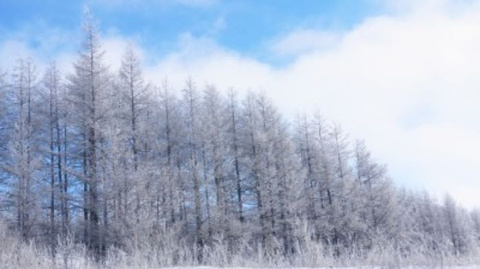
163;265;480;269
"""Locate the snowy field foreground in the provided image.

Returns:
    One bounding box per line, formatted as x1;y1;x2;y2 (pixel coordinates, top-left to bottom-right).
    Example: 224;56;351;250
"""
158;265;480;269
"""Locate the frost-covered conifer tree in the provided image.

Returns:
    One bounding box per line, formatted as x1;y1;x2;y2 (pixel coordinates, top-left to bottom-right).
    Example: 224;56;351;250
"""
4;58;40;240
67;9;111;255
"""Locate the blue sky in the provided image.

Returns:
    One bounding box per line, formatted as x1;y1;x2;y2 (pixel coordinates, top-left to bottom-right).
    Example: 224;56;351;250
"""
0;0;386;64
1;0;480;209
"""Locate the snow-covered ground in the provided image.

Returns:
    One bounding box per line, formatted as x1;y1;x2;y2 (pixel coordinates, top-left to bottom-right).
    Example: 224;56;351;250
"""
159;265;480;269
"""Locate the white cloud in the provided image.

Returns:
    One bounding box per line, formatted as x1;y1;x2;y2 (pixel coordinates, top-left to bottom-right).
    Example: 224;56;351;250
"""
270;29;341;57
212;16;226;33
102;36;132;71
0;22;79;76
143;34;274;92
0;40;37;69
0;29;138;80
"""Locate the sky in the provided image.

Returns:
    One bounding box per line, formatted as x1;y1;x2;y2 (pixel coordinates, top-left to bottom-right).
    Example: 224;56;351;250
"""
0;0;479;208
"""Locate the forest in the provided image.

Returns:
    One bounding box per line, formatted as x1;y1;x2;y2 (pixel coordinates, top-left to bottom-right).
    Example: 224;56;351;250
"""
0;12;480;269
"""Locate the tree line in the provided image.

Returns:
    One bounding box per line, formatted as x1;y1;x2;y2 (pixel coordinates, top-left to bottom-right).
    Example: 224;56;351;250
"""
0;12;479;264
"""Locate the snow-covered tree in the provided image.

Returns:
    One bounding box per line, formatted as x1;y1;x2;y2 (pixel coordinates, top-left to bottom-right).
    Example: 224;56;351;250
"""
3;58;41;240
67;9;111;255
